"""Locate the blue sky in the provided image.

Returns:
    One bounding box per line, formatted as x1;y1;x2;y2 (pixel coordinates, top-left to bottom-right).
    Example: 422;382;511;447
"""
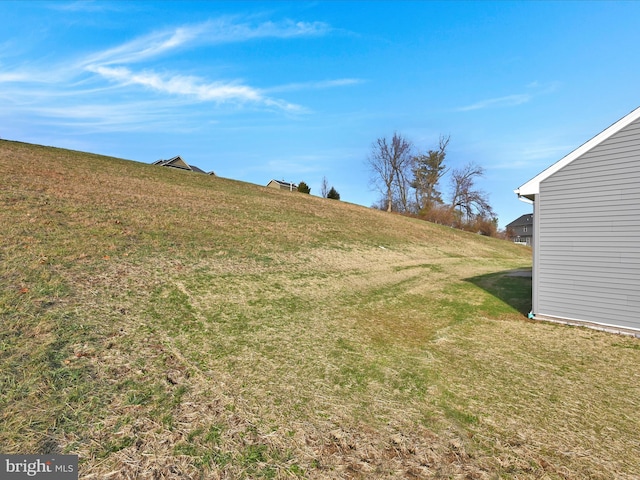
2;1;640;228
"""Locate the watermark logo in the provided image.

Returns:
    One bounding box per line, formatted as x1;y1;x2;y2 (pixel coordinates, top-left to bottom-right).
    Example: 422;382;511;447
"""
0;455;77;479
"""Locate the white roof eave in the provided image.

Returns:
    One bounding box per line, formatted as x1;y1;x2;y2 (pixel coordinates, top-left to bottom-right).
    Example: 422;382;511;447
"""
514;105;640;203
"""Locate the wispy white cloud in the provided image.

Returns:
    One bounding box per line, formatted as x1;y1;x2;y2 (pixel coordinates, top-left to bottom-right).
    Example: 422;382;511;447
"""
485;141;574;171
0;97;204;135
76;18;335;112
49;1;123;12
519;144;572;161
0;72;33;82
457;93;531;112
526;80;561;93
0;15;338;134
83;18;330;66
86;65;303;112
230;19;331;40
82;25;209;66
456;81;561;112
265;78;364;93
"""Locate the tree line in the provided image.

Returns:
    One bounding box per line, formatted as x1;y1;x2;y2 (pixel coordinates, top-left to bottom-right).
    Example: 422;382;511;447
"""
367;132;498;236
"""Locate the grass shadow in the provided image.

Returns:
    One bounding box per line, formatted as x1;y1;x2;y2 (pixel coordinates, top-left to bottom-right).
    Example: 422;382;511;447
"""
466;268;532;317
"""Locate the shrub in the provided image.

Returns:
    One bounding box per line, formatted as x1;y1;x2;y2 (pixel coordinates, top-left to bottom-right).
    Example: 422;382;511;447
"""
297;181;311;194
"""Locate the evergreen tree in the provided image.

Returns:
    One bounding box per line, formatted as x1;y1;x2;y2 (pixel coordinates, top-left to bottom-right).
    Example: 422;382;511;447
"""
327;187;340;200
412;135;449;213
297;181;311;194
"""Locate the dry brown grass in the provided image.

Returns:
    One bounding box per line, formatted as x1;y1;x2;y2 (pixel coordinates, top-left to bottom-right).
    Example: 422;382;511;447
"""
1;139;639;479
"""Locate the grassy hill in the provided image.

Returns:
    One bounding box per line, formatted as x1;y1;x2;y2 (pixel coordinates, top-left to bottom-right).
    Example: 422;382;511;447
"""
1;139;638;479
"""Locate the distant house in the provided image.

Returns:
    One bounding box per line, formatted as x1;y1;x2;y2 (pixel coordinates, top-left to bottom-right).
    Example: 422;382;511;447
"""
266;179;297;191
153;156;214;175
505;214;533;246
515;106;640;335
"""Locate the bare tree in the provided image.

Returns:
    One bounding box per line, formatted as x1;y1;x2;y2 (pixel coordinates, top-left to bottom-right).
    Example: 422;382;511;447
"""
412;135;450;212
449;162;494;223
394;155;413;213
320;176;329;198
367;132;413;212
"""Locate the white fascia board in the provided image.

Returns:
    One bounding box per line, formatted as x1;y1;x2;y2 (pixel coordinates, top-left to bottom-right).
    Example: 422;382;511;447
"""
514;105;640;201
515;194;534;204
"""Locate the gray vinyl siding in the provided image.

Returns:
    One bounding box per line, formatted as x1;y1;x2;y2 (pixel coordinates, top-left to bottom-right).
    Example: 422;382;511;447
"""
532;195;540;315
536;117;640;331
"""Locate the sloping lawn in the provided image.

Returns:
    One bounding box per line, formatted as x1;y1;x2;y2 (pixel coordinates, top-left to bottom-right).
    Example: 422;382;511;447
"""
1;140;638;479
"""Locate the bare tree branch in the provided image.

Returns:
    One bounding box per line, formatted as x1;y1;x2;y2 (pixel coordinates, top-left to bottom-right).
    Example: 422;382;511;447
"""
449;162;494;222
320;176;329;198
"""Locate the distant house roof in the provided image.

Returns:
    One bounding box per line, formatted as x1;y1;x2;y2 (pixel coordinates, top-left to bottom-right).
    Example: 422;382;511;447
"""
153;155;214;175
515;106;640;201
266;179;297;191
506;214;533;229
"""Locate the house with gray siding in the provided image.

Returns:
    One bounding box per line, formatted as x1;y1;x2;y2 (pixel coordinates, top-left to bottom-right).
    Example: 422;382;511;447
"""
515;106;640;335
506;214;533;246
